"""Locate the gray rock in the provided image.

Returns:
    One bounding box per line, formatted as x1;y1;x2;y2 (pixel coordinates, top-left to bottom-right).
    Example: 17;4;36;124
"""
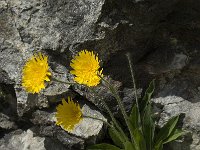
55;129;85;150
122;87;142;113
74;76;142;115
0;69;14;84
0;48;71;116
73;76;122;113
31;120;84;150
31;125;85;150
1;0;200;149
30;102;106;149
31;110;56;126
152;96;200;150
31;104;106;139
0;113;17;130
6;0;105;52
0;84;17;115
43;63;71;97
0;129;66;150
69;104;106;139
0;0;107;116
0;49;23;85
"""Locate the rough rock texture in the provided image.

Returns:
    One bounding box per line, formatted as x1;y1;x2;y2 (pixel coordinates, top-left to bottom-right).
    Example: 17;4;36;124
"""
30;104;106;149
74;77;142;115
31;105;106;139
1;0;200;149
0;129;66;150
153;96;200;150
70;105;106;139
0;113;17;130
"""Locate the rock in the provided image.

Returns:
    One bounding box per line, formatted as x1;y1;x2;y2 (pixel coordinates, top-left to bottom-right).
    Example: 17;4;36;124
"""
0;69;14;85
31;104;106;139
73;76;142;115
0;49;23;85
5;0;105;52
121;87;142;113
0;113;17;130
31;122;85;149
152;96;200;150
70;104;106;139
1;0;200;149
31;110;56;125
0;83;17;116
0;0;107;116
0;129;66;150
73;76;122;113
43;63;71;97
0;48;72;116
55;129;85;150
30;102;106;149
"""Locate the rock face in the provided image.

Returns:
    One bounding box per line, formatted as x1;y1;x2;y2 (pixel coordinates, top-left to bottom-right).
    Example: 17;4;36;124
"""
0;129;67;150
31;105;106;139
1;0;200;149
153;96;200;150
0;113;17;130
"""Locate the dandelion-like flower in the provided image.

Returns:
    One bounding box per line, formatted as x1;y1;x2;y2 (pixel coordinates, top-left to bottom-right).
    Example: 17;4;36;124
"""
70;50;103;87
56;97;82;132
22;52;51;93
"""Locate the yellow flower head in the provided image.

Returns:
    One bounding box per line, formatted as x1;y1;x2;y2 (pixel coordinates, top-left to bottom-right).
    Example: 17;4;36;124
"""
56;97;82;132
22;52;51;93
70;50;103;87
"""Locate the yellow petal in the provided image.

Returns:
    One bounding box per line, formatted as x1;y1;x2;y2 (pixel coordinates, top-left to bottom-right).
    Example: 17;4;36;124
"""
22;52;51;93
55;97;82;132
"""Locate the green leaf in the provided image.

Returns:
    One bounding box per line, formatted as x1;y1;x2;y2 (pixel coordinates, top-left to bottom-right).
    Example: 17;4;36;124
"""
108;128;124;148
124;141;136;150
129;105;139;129
129;128;146;150
154;140;163;150
140;80;155;114
142;104;155;150
87;143;121;150
154;115;179;147
163;129;185;144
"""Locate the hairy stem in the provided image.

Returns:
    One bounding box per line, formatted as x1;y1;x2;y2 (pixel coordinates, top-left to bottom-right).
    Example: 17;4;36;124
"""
126;53;142;130
90;88;128;142
99;76;135;144
83;115;112;127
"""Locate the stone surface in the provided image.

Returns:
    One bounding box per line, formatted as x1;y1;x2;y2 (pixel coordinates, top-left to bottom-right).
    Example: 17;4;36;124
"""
0;84;17;116
70;105;106;139
73;76;122;113
31;104;106;139
0;0;106;116
153;96;200;150
0;129;46;150
73;76;142;115
1;0;200;149
30;103;106;149
0;113;17;130
0;129;66;150
0;49;72;116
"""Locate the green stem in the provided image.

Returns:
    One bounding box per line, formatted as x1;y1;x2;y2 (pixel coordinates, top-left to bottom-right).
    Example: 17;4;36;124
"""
83;115;126;144
83;115;112;127
126;53;142;129
99;76;135;144
52;78;76;84
90;88;128;142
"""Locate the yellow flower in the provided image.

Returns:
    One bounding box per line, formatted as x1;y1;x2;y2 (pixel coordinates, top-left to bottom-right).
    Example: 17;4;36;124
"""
55;97;82;132
70;50;103;87
22;52;51;93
